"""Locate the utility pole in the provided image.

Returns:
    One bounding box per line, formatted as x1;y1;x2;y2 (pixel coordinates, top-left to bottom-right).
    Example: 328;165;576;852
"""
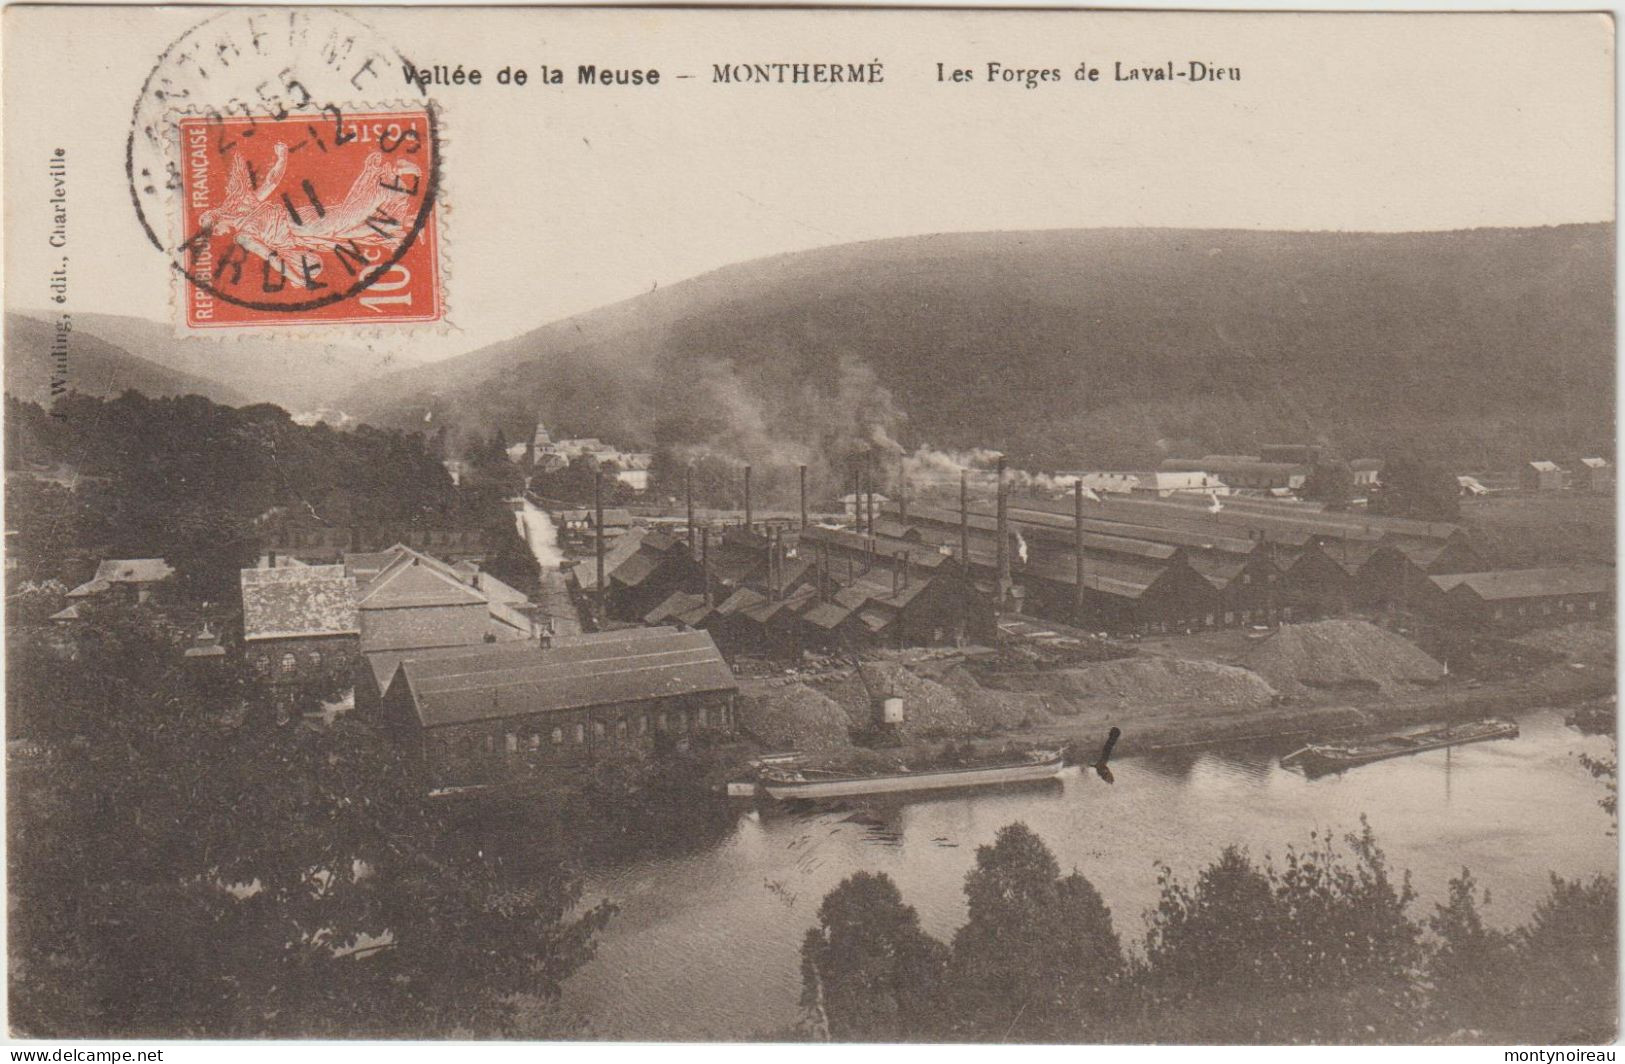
799;463;808;530
744;464;752;532
960;468;972;643
898;452;908;523
865;452;875;538
701;527;713;608
594;469;606;627
995;455;1010;611
960;469;971;568
1075;478;1086;621
686;466;696;558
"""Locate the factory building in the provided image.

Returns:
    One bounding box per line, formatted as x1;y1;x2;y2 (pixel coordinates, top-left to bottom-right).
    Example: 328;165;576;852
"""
379;627;738;790
1426;568;1613;629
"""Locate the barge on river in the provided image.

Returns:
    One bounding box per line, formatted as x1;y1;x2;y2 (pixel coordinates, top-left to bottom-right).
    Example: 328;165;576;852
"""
1281;718;1519;774
760;749;1066;801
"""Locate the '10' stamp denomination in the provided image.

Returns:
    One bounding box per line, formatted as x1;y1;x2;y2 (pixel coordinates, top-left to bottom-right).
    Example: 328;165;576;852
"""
127;9;445;331
178;109;441;328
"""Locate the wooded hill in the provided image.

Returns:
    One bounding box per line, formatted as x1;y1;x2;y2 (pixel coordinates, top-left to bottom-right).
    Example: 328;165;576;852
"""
343;224;1614;475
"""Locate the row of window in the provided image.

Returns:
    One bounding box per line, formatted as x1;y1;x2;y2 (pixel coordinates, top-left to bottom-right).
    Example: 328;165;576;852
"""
1490;598;1600;620
1139;606;1294;634
459;702;733;759
251;650;326;676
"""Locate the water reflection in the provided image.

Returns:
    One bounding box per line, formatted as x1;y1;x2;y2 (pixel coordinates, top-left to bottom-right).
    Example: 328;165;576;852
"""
561;708;1616;1040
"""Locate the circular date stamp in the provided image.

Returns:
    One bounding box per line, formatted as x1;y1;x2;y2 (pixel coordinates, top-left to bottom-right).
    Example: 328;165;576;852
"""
127;10;443;329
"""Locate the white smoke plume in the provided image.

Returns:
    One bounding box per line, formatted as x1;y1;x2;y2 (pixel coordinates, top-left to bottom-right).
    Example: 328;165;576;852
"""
1015;529;1030;565
904;443;1092;498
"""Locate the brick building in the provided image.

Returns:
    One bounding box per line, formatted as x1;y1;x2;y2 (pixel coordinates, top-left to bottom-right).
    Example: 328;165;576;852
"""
379;628;738;790
348;545;536;714
240;565;360;694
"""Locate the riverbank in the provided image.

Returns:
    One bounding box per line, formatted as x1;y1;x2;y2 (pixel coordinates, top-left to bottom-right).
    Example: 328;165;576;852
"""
734;618;1615;772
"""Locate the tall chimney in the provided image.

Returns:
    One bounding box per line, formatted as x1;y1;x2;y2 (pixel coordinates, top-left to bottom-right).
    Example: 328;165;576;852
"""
898;453;908;523
799;464;808;530
850;461;861;531
960;470;970;569
1074;479;1086;616
892;552;900;597
865;451;876;537
686;466;696;558
594;470;606;625
701;527;712;608
744;464;752;532
996;456;1010;610
768;527;779;601
902;550;911;590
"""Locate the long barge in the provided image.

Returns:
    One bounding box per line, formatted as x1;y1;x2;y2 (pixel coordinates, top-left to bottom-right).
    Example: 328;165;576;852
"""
1280;718;1519;774
760;749;1066;800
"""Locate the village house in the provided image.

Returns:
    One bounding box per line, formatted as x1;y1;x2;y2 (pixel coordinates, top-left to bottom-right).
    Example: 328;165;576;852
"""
239;564;360;694
1578;457;1613;494
1161;456;1309;493
1055;471;1141;495
1350;459;1384;488
64;557;174;606
1521;460;1568;493
1129;470;1230;499
379;627;738;790
1426;568;1614;628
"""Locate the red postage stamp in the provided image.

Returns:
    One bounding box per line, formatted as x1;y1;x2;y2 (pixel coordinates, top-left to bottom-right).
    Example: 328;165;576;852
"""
176;108;442;329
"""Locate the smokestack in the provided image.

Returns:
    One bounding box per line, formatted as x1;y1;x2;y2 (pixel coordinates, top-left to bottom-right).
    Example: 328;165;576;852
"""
850;461;860;531
1075;479;1086;615
996;456;1010;611
686;467;696;558
744;464;752;532
799;464;808;531
769;527;779;601
594;470;606;625
864;452;875;537
892;553;900;597
898;453;908;523
903;550;911;590
960;470;970;569
701;526;712;608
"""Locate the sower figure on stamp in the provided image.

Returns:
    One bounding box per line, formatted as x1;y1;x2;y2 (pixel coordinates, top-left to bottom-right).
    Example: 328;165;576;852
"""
200;140;423;283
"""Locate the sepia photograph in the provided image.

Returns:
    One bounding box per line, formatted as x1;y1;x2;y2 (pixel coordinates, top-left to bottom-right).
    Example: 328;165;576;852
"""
0;4;1616;1050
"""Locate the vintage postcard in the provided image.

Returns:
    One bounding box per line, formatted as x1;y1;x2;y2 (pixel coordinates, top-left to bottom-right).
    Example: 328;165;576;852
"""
2;4;1616;1051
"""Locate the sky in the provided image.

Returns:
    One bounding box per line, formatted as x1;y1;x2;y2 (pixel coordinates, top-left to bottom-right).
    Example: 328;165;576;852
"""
4;7;1615;364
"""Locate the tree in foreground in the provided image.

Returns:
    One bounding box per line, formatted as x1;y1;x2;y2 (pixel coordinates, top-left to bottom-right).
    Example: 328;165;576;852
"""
1133;820;1425;1043
798;871;947;1041
1425;869;1518;1038
8;612;613;1037
946;822;1124;1041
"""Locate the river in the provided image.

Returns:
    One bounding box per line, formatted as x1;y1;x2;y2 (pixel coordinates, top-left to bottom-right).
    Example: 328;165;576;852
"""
555;706;1616;1039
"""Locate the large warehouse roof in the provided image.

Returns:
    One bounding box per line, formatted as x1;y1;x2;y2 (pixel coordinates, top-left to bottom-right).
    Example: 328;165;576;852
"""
395;627;736;728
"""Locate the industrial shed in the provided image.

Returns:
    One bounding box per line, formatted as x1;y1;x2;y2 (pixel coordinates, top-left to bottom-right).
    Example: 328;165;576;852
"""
381;627;738;789
1427;568;1613;629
